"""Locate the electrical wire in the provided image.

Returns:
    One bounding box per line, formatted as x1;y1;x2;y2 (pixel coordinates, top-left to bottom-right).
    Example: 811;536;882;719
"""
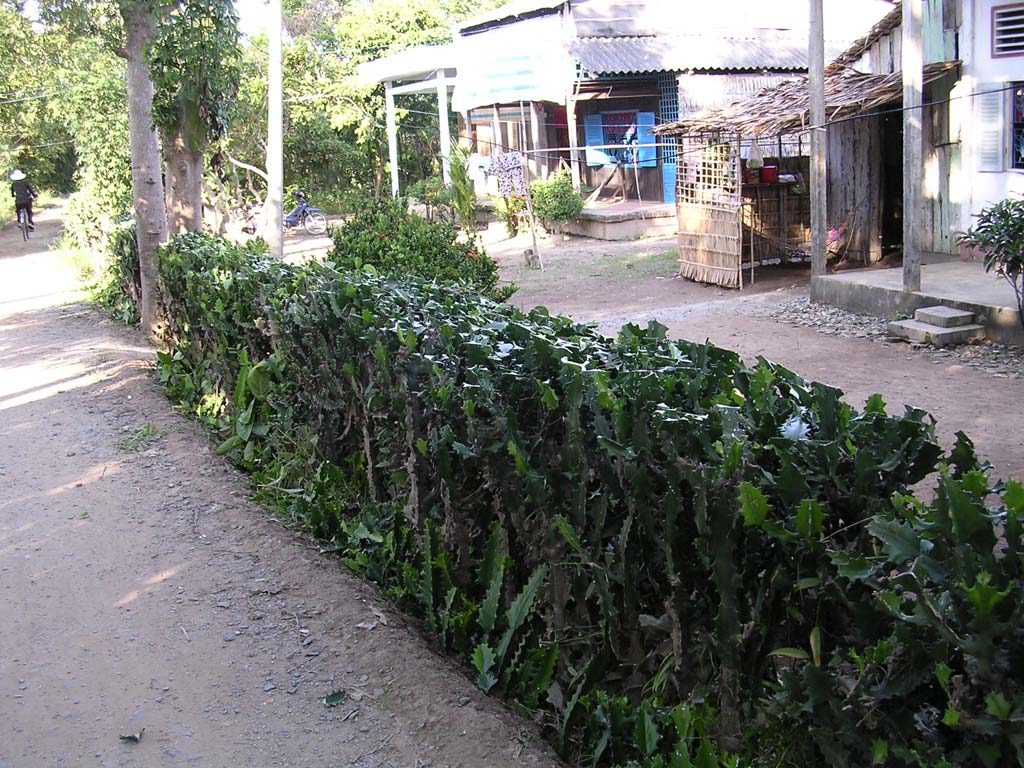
0;91;52;105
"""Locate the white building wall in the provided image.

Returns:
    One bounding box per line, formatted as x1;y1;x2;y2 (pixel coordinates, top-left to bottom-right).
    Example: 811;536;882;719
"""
961;0;1024;223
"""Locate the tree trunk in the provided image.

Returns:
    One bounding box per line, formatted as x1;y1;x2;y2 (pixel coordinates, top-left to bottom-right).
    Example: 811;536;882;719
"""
374;157;384;198
121;1;167;337
162;121;205;234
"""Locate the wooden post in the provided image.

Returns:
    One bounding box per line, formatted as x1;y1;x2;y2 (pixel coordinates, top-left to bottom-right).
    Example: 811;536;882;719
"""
491;105;502;153
384;80;399;198
460;111;470;149
902;0;923;292
521;155;543;271
265;0;283;259
520;100;542;270
809;0;827;279
529;102;543;178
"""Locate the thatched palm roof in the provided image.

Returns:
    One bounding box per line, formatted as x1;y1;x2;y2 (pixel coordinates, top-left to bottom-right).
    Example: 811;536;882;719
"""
654;61;958;138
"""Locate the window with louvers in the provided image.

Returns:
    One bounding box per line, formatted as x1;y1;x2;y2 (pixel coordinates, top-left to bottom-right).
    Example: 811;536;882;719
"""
993;4;1024;57
1013;83;1024;169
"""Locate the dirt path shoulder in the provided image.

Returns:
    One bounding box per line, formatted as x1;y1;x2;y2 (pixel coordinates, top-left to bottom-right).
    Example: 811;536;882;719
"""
0;211;558;766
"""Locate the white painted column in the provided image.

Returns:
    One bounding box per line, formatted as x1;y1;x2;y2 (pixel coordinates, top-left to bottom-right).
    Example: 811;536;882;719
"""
902;0;923;292
265;0;283;259
437;71;452;186
809;0;827;279
385;80;400;198
491;105;502;153
566;88;581;190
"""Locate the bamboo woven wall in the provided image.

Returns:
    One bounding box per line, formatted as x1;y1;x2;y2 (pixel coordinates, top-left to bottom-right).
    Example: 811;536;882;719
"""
675;134;743;288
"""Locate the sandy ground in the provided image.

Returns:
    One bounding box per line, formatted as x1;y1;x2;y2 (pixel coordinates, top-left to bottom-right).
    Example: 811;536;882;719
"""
0;209;559;767
490;226;1024;482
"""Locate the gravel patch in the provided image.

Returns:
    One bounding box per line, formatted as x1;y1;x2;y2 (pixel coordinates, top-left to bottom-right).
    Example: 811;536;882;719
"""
745;296;889;339
745;297;1024;379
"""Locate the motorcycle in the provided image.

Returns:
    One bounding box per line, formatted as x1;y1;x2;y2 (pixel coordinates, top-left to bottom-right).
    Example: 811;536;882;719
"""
241;198;328;236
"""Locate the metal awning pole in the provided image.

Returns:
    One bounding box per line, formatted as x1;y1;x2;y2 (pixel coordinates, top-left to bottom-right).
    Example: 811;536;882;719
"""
437;71;452;186
385;80;400;197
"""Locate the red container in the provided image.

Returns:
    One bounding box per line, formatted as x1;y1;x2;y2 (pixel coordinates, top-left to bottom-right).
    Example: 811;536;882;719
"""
760;165;779;183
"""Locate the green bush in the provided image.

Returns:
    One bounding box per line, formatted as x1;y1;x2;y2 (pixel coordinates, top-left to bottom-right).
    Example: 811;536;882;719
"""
91;220;141;324
406;176;455;223
492;193;526;237
530;169;583;226
155;232;1024;768
328;197;514;301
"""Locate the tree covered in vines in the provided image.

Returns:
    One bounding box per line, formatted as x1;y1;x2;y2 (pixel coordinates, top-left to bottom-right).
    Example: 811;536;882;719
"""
149;0;241;233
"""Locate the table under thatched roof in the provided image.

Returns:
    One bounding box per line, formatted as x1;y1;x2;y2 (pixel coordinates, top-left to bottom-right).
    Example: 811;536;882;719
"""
654;60;959;139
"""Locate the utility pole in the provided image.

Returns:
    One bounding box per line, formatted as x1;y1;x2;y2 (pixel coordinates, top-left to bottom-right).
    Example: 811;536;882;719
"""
265;0;284;259
809;0;827;279
902;0;923;292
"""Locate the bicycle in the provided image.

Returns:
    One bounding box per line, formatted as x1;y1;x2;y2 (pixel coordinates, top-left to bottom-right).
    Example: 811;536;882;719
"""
241;200;328;236
17;208;30;241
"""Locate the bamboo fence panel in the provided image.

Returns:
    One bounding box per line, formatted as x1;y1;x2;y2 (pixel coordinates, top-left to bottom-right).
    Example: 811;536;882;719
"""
676;133;743;288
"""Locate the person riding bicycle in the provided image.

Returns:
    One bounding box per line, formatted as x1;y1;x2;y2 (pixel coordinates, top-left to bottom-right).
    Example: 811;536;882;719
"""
9;169;37;231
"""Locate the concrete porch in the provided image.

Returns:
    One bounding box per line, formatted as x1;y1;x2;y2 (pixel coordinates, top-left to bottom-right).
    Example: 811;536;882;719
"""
559;200;677;241
811;260;1023;345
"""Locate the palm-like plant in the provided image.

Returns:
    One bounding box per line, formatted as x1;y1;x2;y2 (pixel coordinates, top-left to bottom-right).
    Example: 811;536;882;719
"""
958;196;1024;327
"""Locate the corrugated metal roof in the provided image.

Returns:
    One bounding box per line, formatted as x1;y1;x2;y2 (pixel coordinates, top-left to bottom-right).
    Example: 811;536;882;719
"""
457;0;564;33
677;74;799;115
571;33;811;74
831;3;903;67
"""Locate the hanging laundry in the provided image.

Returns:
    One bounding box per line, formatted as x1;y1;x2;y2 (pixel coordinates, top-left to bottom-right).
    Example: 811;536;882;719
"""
487;151;527;197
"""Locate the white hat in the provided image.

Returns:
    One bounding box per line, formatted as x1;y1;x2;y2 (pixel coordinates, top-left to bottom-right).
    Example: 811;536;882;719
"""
9;169;25;181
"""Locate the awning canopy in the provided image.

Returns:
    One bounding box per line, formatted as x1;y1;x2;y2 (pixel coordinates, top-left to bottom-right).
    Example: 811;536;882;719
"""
451;13;572;113
654;61;960;138
356;43;457;94
356;43;460;197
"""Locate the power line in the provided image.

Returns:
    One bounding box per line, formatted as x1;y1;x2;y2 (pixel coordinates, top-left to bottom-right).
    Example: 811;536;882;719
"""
0;91;52;105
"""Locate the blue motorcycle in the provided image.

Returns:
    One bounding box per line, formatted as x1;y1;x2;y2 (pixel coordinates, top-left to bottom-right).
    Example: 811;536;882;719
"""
285;198;328;235
242;193;327;236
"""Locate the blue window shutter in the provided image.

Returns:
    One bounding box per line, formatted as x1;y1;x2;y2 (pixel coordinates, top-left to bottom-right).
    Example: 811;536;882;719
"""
584;113;609;167
637;112;656;167
662;162;676;203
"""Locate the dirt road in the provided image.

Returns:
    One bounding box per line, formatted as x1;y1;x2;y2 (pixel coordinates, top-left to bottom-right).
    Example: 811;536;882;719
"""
0;210;559;766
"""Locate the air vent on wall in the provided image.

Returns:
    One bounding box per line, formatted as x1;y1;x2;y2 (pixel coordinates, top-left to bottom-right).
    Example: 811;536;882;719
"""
994;4;1024;57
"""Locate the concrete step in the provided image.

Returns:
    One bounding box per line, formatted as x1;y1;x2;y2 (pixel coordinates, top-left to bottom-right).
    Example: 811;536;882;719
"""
887;318;987;347
914;305;976;328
